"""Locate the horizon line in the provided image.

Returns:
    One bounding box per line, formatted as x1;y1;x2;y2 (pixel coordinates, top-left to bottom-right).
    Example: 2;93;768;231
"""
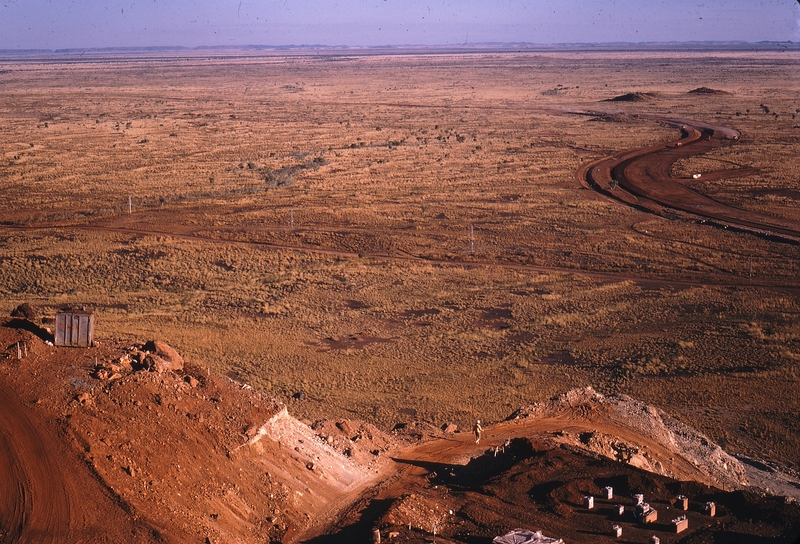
1;40;798;57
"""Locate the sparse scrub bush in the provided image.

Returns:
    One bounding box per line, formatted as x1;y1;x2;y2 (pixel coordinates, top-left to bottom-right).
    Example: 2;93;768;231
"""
0;53;799;467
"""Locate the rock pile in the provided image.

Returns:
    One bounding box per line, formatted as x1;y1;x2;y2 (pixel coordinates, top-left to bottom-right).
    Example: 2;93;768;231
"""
142;340;184;373
91;340;184;383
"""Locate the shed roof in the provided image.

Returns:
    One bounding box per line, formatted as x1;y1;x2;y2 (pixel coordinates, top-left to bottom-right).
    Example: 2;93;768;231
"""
493;529;564;544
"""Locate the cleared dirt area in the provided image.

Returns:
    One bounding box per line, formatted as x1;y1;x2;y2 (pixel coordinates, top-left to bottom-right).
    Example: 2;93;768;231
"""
0;381;162;543
1;49;799;541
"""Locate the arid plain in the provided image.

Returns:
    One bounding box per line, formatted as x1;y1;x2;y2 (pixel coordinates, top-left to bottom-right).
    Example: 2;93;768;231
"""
1;47;799;478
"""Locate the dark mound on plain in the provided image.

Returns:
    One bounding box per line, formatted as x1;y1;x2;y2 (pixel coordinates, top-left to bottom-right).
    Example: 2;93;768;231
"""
688;87;729;95
361;438;800;544
605;92;657;102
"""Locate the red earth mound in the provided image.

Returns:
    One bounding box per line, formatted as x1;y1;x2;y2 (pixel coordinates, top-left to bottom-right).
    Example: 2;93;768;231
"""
2;317;800;543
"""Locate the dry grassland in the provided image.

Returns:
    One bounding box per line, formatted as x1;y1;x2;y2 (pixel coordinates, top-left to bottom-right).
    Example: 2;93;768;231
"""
1;50;799;469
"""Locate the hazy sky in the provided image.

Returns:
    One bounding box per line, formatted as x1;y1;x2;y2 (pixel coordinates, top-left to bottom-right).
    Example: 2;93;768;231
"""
1;0;799;50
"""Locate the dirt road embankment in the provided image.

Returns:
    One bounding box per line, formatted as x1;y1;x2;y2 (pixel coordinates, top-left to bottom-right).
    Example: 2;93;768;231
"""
580;115;800;242
303;388;800;543
2;321;799;543
0;318;393;543
0;366;162;543
510;387;748;490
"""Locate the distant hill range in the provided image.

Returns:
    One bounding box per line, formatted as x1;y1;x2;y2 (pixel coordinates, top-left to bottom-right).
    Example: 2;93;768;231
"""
1;41;798;59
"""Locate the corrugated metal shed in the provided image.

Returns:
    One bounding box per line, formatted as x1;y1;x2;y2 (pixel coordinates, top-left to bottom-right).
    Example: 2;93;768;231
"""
55;311;95;347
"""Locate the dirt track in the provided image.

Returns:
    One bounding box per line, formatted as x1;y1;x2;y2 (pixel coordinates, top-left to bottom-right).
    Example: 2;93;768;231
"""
2;51;800;543
0;382;159;543
0;375;735;544
2;321;798;544
1;219;796;294
4;112;798;295
580;116;800;242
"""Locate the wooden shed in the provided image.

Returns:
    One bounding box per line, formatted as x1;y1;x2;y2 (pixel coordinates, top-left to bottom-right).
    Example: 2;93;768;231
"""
55;311;95;347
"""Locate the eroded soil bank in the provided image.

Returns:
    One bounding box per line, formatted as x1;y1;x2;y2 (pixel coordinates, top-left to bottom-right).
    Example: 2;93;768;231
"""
1;320;799;543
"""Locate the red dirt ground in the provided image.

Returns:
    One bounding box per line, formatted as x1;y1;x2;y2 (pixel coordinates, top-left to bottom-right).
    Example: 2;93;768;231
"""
2;317;799;543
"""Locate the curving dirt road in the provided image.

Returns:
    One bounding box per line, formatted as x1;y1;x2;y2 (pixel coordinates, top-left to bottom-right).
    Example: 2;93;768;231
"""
0;380;161;543
580;116;800;242
0;382;81;543
2;114;798;293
